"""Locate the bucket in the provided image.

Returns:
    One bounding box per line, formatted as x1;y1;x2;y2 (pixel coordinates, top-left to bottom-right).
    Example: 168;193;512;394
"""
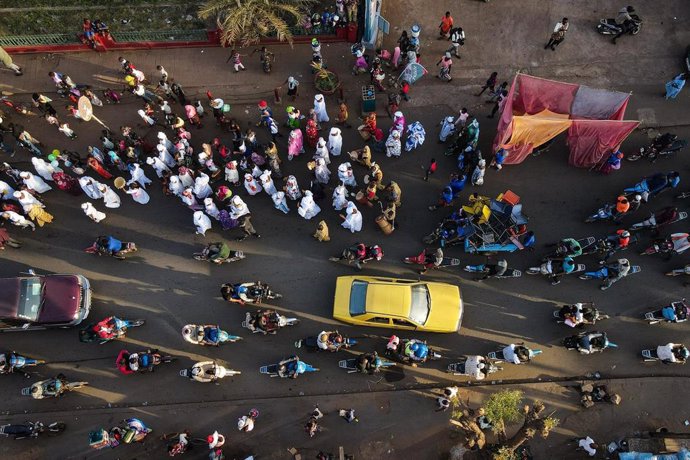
376;215;393;235
114;177;126;189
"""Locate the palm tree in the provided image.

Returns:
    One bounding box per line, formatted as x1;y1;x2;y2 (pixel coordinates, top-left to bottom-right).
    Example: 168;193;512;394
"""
199;0;316;47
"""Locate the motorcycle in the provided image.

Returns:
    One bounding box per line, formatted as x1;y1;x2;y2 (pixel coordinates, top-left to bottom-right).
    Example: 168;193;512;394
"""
463;259;521;280
640;233;690;257
629;207;687;232
180;361;241;383
554;303;609;327
328;244;383;270
259;355;319;378
181;324;241;346
385;335;442;366
115;349;175;374
623;172;680;202
526;258;585;284
108;418;152;445
563;331;617;354
597;14;642;35
242;310;299;335
21;374;88;399
422;216;473;247
193;243;245;264
644;299;689;324
221;282;282;304
447;355;502;380
79;317;145;344
545;237;596;258
0;421;66;439
585;197;641;223
487;344;542;365
0;96;35;116
578;262;641;290
666;264;690;279
294;331;357;352
338;354;396;374
641;344;688;364
579;234;637;259
0;352;45;377
403;248;460;273
626;133;687;162
85;240;137;260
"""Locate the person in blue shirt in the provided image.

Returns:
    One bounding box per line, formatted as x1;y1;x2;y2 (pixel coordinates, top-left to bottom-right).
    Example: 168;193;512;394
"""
97;235;122;256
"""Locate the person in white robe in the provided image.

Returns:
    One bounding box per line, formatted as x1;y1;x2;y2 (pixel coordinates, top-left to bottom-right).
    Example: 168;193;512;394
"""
204;197;220;219
284;175;301;201
229;195;250;220
0;180;17;201
313;94;329;123
31;157;60;182
127;163;152;188
337;162;357;187
314;158;331;184
79;176;103;200
157;131;174;152
327;127;343;157
13;191;41;213
193;172;213;199
260;170;277;196
146;156;171;178
385;129;402;158
271;191;289;214
193;211;212;235
341;201;362;233
314;137;330;165
244;174;262;196
225;160;240;185
157;143;176;168
2;210;35;230
168;176;184;196
297;190;321;220
19;172;51;194
97;183;121;208
178;167;195;188
332;184;348;210
81;202;106;223
125;184;150;204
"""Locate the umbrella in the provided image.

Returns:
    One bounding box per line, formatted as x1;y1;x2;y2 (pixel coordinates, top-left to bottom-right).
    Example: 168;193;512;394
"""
78;96;109;130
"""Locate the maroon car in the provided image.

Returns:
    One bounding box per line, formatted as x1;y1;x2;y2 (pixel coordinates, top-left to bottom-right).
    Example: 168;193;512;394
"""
0;274;91;331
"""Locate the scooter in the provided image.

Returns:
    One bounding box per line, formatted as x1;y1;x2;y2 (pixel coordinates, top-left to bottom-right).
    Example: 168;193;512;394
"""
641;346;688;364
85;241;137;260
385;336;442;366
403;248;460;270
79;318;145;344
526;259;586;282
545;237;597;258
181;325;241;346
463;260;521;279
193;244;245;264
487;345;542;364
260;355;319;378
116;349;175;374
447;355;502;380
338;355;396;374
666;264;690;278
22;375;88;399
629;208;687;232
0;421;66;439
563;331;617;354
241;310;299;334
644;300;689;324
294;332;357;352
626;134;687;162
578;264;641;290
597;14;642;35
329;244;383;270
640;233;690;256
553;303;610;326
623;172;680;202
223;282;283;304
0;352;45;377
180;361;241;383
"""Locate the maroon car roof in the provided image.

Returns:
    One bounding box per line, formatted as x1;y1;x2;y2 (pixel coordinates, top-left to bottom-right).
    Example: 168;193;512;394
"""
38;275;81;323
0;278;21;319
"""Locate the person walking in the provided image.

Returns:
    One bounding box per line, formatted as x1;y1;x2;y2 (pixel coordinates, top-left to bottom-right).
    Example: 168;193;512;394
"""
476;72;497;96
0;45;22;75
665;73;687;100
544;18;569;50
305;405;323;438
438;12;454;39
338;408;358;423
226;50;246;72
577;436;598;457
423;158;437;181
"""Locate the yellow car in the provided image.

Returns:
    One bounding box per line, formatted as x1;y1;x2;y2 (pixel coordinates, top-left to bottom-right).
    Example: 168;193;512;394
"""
333;276;463;333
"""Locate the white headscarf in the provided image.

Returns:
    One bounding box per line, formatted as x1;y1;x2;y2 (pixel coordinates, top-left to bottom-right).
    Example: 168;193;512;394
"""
313;94;329;123
342;201;362;233
332;184;348;210
230;195;250;219
193;211;212;235
327;127;343;156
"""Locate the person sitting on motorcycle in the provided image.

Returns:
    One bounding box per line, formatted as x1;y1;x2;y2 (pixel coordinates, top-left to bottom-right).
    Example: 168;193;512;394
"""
200;326;220;345
600;230;630;263
605;258;631;282
651;133;676;154
612;6;635;44
661;303;688;322
97;235;123;256
404;340;429;363
249;309;280;333
0;351;12;374
560;303;594;327
420;248;444;274
556;238;583;258
578;332;608;354
652;206;679;230
33;373;67;398
221;283;251;305
317;331;343;352
476;259;508;281
649;171;680;198
502;344;531;364
549;256;576;285
656;343;689;364
357;352;380;374
278;355;300;378
205;242;231;264
93;316;119;340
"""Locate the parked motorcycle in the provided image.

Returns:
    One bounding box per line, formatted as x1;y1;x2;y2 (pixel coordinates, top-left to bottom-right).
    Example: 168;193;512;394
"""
0;421;66;439
641;344;688;364
338;353;396;374
259;355;319;378
563;331;617;354
623;171;680;202
447;355;502;380
295;331;357;352
629;207;687;232
644;299;689;324
180;361;240;383
115;349;175;374
403;248;460;273
640;233;690;257
85;239;137;260
464;259;521;280
221;282;282;304
554;303;610;327
385;335;442;366
21;374;88;399
626;133;687;162
193;242;245;264
487;344;542;364
0;352;45;377
597;13;642;36
242;310;299;335
79;317;145;344
181;324;241;346
526;257;585;285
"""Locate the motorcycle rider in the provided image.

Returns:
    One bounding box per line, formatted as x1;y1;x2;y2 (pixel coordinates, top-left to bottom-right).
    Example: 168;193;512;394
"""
638;171;680;201
599;229;631;263
475;259;508;281
501;343;532;364
656;343;689;364
0;351;30;377
31;374;67;398
404;339;429;364
356;352;381;374
317;331;344;352
577;332;609;354
603;258;631;288
220;283;258;304
97;235;123;257
612;6;636;44
420;248;444;274
650;133;677;157
661;303;689;322
553;238;583;258
197;325;220;345
277;355;302;378
247;309;281;333
560;303;597;327
641;206;680;233
203;241;232;264
549;256;576;285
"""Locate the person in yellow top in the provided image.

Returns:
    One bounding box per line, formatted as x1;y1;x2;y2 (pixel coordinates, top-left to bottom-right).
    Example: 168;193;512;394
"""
438;12;454;39
0;46;22;76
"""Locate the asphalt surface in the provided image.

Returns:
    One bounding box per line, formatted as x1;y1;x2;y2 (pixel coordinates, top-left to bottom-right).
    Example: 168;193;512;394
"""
1;3;690;458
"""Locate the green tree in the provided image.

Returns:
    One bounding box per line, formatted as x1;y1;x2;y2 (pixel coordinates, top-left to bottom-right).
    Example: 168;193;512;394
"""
199;0;316;47
450;390;559;460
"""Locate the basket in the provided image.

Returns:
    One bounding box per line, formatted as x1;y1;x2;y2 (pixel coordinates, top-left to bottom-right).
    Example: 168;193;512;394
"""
114;177;126;189
313;70;341;95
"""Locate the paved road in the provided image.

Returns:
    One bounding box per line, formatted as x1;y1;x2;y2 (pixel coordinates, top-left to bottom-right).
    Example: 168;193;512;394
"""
1;15;690;460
